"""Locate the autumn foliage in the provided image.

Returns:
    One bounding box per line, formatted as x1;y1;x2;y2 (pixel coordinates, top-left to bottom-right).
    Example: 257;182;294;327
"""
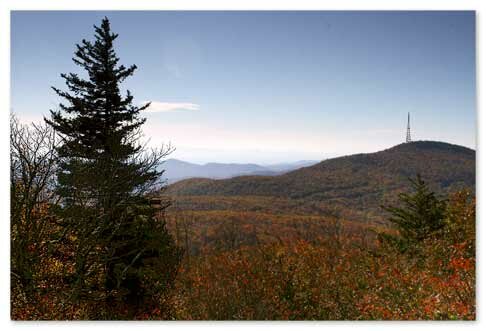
167;190;475;320
11;164;475;320
10;17;475;321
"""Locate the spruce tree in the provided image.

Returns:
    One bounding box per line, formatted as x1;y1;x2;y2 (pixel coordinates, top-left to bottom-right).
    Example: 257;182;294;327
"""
382;174;447;246
45;17;181;315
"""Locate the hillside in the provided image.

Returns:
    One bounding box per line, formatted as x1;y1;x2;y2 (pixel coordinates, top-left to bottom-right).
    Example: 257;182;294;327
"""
165;141;475;219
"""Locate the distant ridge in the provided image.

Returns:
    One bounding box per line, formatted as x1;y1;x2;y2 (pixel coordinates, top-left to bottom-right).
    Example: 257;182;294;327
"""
160;158;319;184
165;141;475;217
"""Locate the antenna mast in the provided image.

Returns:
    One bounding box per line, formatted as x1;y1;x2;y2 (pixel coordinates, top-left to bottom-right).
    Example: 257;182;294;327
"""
406;112;412;143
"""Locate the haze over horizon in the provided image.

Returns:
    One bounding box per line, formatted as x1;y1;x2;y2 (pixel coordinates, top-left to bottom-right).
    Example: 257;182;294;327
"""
11;11;476;164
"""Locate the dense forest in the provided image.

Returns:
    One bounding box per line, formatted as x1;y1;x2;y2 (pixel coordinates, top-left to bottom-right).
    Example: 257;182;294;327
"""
11;18;475;320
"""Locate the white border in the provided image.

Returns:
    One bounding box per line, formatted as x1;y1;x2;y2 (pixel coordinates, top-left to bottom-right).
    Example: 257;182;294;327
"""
1;1;484;330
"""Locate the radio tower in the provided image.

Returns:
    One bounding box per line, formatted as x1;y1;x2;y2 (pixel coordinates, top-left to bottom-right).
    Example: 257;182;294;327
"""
406;112;412;143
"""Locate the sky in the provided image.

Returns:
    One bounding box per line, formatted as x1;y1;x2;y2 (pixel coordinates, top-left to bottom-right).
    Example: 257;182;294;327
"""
10;11;476;164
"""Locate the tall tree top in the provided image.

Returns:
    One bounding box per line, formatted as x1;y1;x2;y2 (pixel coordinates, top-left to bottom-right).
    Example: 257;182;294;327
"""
46;17;150;161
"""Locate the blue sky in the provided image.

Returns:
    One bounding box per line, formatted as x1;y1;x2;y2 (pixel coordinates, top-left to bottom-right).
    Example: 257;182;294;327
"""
11;11;476;164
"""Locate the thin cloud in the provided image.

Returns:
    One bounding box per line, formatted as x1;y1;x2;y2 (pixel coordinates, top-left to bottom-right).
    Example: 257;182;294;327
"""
143;101;200;113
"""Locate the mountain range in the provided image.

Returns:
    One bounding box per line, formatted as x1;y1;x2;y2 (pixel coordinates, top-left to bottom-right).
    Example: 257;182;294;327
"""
160;159;319;183
165;141;475;221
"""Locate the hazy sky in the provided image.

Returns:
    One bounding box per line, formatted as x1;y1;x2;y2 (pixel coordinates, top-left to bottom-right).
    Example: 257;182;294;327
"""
11;11;476;164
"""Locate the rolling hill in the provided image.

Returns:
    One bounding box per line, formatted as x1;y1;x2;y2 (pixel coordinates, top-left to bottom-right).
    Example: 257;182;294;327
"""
165;141;475;220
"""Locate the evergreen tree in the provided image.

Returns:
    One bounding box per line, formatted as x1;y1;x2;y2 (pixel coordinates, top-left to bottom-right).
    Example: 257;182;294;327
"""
382;174;447;247
45;17;181;314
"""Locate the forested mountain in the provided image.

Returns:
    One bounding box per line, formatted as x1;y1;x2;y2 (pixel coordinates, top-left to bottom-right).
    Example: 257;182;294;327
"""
166;141;475;218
